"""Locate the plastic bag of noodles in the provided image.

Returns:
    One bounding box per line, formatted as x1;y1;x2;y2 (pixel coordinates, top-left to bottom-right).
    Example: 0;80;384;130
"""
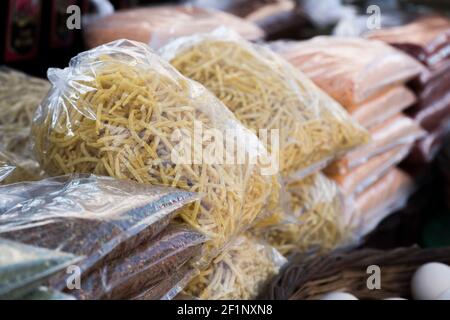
0;150;44;185
32;39;276;267
183;234;286;300
252;172;348;256
0;67;50;159
161;28;369;179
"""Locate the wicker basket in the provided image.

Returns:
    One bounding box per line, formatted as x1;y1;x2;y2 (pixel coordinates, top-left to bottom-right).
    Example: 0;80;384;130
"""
259;246;450;300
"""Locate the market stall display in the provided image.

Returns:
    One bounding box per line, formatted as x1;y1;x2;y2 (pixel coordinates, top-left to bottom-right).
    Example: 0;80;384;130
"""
32;39;275;266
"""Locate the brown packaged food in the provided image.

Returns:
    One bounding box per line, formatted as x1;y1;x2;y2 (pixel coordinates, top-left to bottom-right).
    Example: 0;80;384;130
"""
326;114;426;175
366;16;450;66
84;6;264;50
329;144;411;196
273;37;424;107
0;174;199;289
71;224;206;300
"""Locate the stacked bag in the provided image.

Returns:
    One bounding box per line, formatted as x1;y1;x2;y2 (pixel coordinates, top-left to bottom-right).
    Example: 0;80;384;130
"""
162;28;370;266
367;15;450;168
273;36;426;241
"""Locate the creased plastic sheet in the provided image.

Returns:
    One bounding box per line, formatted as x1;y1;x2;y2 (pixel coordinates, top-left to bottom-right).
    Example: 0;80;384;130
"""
162;28;369;179
183;234;286;300
0;174;199;291
0;239;81;299
271;37;424;107
84;5;264;50
326;114;426;175
72;224;206;300
252;173;347;256
32;39;275;266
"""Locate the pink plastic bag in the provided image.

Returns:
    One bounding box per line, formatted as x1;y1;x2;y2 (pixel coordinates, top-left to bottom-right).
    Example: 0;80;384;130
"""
84;5;264;50
273;37;424;107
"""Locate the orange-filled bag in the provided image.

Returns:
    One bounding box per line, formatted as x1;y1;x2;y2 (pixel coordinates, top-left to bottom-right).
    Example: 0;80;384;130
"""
329;144;412;196
350;86;416;129
84;6;264;50
346;168;415;240
326;114;426;175
272;37;424;107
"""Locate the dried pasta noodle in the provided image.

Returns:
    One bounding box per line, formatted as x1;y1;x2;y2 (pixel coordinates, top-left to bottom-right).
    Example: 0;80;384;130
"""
164;30;369;178
0;68;50;157
184;235;285;300
255;173;348;256
32;40;273;265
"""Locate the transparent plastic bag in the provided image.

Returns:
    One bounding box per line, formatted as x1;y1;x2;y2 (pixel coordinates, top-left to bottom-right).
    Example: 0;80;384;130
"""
162;28;369;179
252;172;347;256
22;287;76;300
346;168;415;240
0;67;50;158
71;224;206;300
0;150;44;185
350;86;417;129
326;115;426;175
132;263;199;300
366;16;450;66
329;144;412;196
273;37;424;107
0;239;81;299
0;174;199;290
84;5;264;50
32;39;275;265
184;234;286;300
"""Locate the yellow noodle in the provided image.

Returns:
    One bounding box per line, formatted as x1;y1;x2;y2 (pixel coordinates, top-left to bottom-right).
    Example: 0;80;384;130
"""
32;41;276;266
167;35;369;178
185;235;284;300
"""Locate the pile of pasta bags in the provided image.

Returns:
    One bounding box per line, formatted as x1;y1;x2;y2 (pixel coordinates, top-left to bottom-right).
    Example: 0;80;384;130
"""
31;39;276;268
161;28;370;295
274;36;425;240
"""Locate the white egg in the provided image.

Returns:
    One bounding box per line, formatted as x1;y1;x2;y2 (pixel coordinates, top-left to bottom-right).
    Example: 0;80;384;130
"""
437;288;450;300
384;297;406;300
320;292;358;300
411;262;450;300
